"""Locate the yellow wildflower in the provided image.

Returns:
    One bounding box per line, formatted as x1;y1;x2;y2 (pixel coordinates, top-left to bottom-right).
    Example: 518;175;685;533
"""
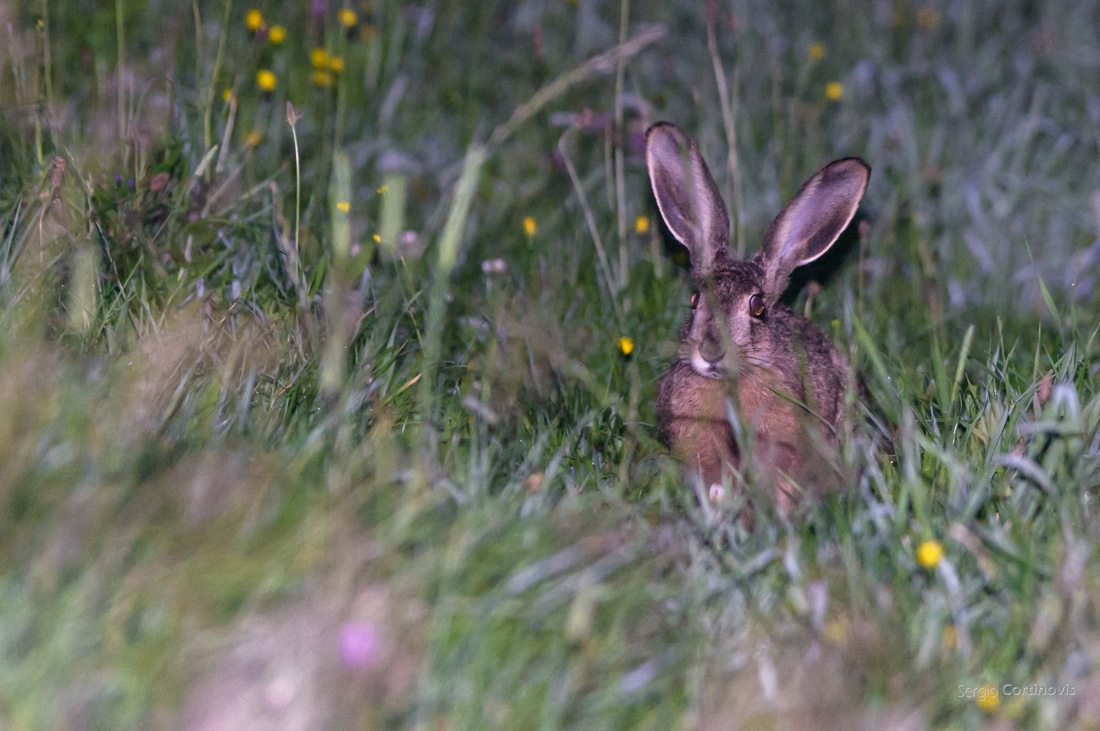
328;55;345;73
372;234;382;243
823;618;849;644
916;7;941;28
256;69;277;91
244;130;261;147
311;47;330;68
523;216;537;237
338;8;358;27
825;81;844;101
976;685;1000;712
942;625;957;649
618;337;634;356
916;540;944;569
634;215;650;234
336;201;350;212
222;88;234;102
245;9;264;31
809;43;825;60
312;70;335;87
269;25;287;44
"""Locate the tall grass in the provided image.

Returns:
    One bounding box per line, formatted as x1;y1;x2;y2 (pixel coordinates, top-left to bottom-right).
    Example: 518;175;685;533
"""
0;0;1099;728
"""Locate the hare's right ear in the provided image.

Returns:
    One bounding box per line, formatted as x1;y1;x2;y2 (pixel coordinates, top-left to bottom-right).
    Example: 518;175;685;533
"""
646;123;730;276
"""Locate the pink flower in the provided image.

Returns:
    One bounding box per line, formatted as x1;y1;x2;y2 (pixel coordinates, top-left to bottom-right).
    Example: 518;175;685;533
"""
339;622;380;670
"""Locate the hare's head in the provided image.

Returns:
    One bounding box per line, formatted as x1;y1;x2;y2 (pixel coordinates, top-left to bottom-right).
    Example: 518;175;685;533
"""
645;122;869;379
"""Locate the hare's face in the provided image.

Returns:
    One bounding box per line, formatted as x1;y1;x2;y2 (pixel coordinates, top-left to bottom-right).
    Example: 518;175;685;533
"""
645;122;869;381
682;259;768;379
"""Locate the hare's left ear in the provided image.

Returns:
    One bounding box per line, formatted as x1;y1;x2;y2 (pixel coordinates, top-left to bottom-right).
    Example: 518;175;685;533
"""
757;157;870;301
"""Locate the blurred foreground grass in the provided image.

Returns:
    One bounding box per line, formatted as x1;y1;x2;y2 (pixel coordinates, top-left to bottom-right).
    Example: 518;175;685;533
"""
2;0;1100;728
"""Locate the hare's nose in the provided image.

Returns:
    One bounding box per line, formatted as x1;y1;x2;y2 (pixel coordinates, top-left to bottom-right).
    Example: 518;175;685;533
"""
699;336;725;365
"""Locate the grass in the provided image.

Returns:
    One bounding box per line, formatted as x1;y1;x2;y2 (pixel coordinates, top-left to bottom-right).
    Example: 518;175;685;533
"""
2;0;1100;728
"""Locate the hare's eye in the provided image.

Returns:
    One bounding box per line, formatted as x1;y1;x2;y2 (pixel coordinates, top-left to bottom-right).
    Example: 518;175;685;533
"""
690;292;700;309
749;294;765;318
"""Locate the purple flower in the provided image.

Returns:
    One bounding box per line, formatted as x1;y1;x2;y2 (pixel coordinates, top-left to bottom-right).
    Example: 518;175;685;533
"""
310;0;327;19
339;622;380;670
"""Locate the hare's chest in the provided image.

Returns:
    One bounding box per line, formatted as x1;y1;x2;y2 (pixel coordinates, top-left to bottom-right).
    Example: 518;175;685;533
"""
736;373;800;442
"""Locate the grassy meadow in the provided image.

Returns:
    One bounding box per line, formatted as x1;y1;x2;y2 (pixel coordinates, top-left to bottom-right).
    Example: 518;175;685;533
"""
2;0;1100;728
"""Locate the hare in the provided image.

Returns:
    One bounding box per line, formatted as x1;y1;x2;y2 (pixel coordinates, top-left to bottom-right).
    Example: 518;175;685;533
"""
646;122;869;510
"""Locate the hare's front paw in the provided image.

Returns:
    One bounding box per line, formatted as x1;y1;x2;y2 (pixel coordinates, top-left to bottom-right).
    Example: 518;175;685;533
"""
708;482;727;503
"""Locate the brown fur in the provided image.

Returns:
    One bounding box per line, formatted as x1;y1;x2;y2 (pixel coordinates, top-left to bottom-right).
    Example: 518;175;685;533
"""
646;122;869;510
656;277;850;509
